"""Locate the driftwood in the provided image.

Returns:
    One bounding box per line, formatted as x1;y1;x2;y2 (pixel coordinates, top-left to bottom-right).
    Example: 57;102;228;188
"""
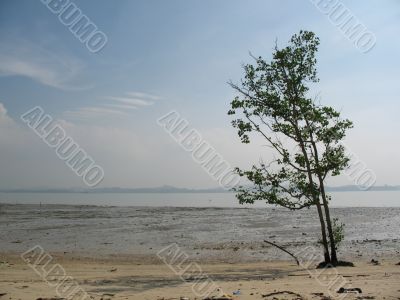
262;290;304;299
337;287;362;294
263;240;300;265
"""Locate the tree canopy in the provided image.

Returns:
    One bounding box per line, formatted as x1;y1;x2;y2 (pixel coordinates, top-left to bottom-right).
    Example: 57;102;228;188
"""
228;30;353;264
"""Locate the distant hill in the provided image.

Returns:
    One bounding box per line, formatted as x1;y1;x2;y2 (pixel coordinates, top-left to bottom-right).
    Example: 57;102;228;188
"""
1;185;400;193
0;185;227;193
325;185;400;192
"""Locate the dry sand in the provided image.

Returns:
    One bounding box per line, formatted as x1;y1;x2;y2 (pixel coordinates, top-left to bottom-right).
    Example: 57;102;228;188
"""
0;253;399;300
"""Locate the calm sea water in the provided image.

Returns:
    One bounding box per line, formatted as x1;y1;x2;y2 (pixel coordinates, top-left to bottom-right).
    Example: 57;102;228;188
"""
0;191;399;207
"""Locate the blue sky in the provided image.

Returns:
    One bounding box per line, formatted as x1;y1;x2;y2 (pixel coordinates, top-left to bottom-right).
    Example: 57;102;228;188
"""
0;0;399;189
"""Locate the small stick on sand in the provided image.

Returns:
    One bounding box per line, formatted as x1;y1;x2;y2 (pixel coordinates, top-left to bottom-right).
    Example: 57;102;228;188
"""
263;240;300;266
262;290;304;299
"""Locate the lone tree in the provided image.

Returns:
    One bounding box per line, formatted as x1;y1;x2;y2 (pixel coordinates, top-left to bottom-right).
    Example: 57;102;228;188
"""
228;30;353;265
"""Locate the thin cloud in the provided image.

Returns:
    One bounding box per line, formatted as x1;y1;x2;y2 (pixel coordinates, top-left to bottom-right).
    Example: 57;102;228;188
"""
0;102;14;125
64;107;127;119
0;102;33;146
103;91;159;110
126;91;161;101
103;104;138;110
106;96;154;107
63;91;159;121
0;40;90;91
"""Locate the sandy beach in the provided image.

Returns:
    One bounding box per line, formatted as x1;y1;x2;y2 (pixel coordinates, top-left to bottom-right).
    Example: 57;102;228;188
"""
0;253;399;300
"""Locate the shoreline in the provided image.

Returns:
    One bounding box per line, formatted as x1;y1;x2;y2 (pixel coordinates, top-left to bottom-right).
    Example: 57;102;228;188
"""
3;202;400;208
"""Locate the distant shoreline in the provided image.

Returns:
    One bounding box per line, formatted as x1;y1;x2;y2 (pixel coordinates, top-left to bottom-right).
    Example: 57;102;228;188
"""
0;184;399;193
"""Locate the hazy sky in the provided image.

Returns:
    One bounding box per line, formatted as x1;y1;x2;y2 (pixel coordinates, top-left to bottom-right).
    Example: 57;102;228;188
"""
0;0;399;189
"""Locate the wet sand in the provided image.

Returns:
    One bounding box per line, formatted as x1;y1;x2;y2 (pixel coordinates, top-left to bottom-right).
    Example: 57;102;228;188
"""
1;204;400;262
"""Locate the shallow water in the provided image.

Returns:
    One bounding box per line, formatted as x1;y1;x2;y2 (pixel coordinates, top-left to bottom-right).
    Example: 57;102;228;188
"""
0;191;399;207
1;203;399;262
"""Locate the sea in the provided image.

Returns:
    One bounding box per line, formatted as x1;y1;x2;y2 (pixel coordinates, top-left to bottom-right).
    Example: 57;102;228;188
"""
0;191;399;263
0;191;399;207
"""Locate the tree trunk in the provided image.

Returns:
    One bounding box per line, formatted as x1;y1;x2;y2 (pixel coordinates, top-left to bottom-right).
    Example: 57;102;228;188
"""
308;139;338;265
315;201;331;263
318;178;338;265
293;122;331;264
304;119;338;265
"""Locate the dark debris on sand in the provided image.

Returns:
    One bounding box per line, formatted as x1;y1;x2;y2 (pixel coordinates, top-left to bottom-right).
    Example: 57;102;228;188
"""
317;261;355;268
